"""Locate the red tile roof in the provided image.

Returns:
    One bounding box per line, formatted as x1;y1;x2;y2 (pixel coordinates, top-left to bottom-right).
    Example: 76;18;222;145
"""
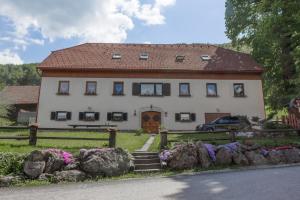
0;86;40;105
38;43;263;73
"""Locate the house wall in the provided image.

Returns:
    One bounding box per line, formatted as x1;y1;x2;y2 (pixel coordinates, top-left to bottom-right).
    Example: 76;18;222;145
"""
37;76;265;130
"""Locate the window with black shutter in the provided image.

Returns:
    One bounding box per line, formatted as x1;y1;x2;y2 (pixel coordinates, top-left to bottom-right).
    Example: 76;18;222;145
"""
132;83;140;96
107;112;127;121
163;83;171;96
51;111;71;121
79;112;99;121
175;113;196;122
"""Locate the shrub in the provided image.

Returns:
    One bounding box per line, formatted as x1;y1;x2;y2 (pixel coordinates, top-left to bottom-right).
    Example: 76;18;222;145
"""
135;128;145;136
0;152;27;175
262;121;292;130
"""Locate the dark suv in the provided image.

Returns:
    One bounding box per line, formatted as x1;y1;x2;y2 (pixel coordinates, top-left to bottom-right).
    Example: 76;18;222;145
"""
196;116;251;131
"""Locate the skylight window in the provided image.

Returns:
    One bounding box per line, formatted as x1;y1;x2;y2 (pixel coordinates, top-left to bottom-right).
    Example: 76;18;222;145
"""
201;55;211;61
112;53;121;59
176;55;185;62
139;53;149;60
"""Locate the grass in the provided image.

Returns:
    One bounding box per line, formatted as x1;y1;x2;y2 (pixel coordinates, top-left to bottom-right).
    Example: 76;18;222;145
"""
0;129;150;153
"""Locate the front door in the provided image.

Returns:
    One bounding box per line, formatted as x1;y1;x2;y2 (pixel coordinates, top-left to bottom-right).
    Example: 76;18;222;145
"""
141;111;161;133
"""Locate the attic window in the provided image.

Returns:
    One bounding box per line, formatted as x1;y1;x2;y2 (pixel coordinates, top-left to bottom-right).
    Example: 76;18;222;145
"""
201;55;211;61
139;53;149;60
112;53;121;59
175;55;185;62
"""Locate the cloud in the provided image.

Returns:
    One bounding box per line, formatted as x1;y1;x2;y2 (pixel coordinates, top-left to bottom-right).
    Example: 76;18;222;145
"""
0;49;23;64
0;0;176;43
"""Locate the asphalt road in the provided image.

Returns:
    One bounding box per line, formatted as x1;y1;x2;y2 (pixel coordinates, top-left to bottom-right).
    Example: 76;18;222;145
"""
1;166;300;200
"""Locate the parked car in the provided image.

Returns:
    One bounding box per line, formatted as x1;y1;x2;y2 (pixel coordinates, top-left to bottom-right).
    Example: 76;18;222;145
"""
195;116;251;131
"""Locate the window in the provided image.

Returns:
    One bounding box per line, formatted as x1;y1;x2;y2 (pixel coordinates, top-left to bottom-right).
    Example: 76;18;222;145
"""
85;81;97;95
139;52;149;60
112;53;121;59
107;112;128;121
175;55;185;62
79;112;99;121
201;55;211;61
58;81;69;95
233;83;245;97
175;113;196;122
140;83;163;96
113;82;124;95
206;83;218;97
50;111;71;121
179;83;190;96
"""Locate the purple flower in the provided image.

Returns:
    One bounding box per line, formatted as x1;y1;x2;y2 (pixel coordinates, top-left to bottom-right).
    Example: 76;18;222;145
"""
159;150;171;161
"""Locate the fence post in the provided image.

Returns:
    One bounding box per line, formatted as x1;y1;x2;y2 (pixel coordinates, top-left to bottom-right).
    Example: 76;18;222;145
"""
108;127;117;148
29;123;38;146
230;131;236;142
160;130;168;149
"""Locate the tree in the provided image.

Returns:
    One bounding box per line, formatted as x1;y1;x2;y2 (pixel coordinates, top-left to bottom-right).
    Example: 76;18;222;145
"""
225;0;300;112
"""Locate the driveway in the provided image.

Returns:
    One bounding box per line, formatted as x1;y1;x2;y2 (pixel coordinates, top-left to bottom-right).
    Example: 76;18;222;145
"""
1;166;300;200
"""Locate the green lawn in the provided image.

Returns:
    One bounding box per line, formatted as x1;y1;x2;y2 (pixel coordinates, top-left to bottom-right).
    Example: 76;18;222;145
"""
0;129;150;154
149;132;300;152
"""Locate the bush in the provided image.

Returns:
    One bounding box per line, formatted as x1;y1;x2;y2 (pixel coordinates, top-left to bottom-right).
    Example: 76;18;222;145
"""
262;121;292;130
0;152;27;175
135;129;145;136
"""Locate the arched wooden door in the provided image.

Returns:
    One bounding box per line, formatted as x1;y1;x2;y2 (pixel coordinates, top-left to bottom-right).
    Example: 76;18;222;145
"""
141;111;161;134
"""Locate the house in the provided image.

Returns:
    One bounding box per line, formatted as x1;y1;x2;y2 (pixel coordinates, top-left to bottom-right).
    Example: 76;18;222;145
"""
0;86;40;123
37;43;265;132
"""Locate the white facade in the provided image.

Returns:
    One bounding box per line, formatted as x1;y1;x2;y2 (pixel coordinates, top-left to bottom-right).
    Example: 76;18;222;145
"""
37;76;265;130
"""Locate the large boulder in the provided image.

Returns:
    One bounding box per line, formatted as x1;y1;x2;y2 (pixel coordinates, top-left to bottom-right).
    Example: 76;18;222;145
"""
0;176;16;187
216;147;233;165
44;155;65;174
23;150;46;178
232;151;249;165
245;151;268;165
266;150;282;165
167;143;198;170
195;142;213;168
79;148;133;176
53;170;86;182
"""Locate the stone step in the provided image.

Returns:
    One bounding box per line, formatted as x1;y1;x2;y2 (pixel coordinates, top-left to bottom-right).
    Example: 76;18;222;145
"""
133;155;159;159
134;158;161;164
135;163;161;170
134;169;161;173
132;152;159;156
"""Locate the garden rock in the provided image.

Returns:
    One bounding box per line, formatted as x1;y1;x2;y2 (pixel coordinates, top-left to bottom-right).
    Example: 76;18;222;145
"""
38;173;54;181
26;150;45;162
79;148;133;176
245;151;268;165
280;148;300;163
64;161;80;171
266;150;282;164
24;161;46;179
53;170;86;182
167;143;198;170
232;151;249;165
44;156;65;174
0;176;15;187
196;142;212;168
216;147;233;165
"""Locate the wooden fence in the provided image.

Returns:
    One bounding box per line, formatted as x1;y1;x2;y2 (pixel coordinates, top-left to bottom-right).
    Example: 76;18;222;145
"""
0;125;117;148
159;129;300;149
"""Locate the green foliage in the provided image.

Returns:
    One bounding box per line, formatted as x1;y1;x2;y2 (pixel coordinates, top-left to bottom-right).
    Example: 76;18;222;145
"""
225;0;300;112
0;63;40;91
262;121;292;130
135;128;145;136
0;152;27;175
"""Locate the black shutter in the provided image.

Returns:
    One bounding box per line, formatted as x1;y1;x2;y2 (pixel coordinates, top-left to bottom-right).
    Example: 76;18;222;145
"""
191;113;196;121
67;112;72;120
79;112;84;120
95;112;100;120
50;112;56;120
163;83;171;96
107;112;112;121
175;113;180;122
132;83;140;96
123;112;128;121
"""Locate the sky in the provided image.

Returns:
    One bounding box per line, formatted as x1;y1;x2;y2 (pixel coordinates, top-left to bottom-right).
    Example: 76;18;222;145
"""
0;0;229;64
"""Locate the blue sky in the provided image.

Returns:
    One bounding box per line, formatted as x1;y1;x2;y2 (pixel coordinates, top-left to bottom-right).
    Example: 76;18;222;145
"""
0;0;229;64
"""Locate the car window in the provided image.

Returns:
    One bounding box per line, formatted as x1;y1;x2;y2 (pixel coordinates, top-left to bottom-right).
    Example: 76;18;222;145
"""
230;117;240;124
216;116;231;124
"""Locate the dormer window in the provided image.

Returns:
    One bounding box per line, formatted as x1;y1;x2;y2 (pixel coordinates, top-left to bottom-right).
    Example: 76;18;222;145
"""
176;55;185;62
112;53;121;59
139;53;149;60
201;55;211;61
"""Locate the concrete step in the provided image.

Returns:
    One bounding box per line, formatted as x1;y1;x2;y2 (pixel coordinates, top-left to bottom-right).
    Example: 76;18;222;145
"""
135;163;161;170
133;155;159;159
134;158;160;164
132;152;159;156
134;169;161;173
